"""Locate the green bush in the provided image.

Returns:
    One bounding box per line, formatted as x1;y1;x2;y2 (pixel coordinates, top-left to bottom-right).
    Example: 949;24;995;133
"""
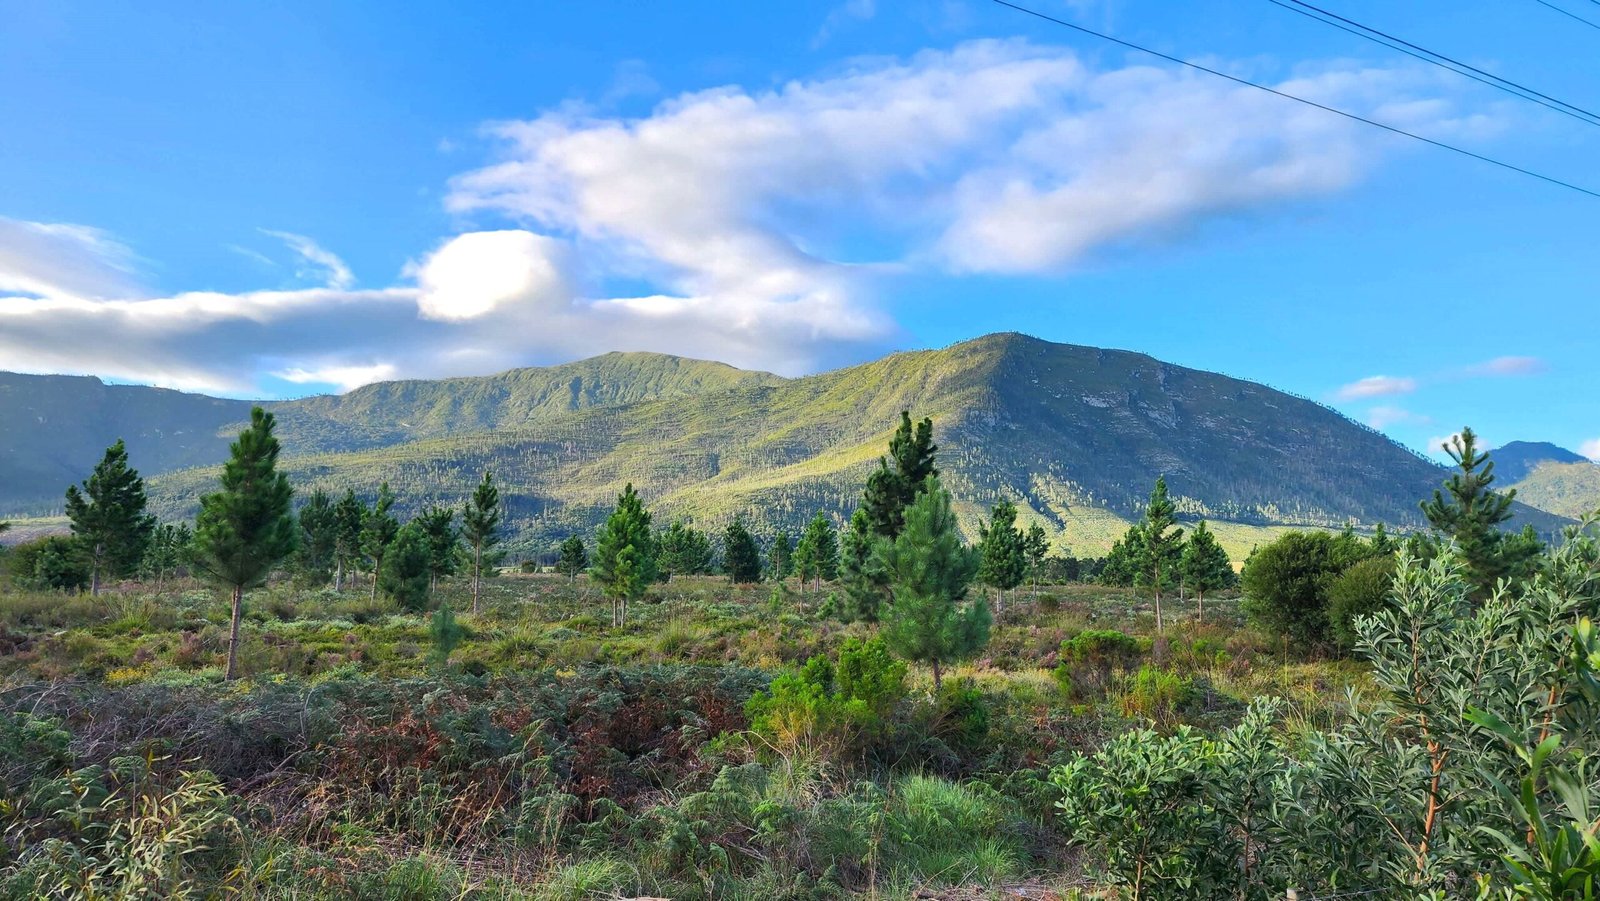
4;536;90;593
746;636;907;758
1240;531;1347;650
1053;629;1143;699
1327;554;1396;651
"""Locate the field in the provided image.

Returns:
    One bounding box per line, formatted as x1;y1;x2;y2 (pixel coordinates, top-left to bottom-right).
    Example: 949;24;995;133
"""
0;571;1361;899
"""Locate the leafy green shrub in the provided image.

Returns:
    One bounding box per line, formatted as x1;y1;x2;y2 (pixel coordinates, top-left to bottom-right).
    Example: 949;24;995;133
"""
1116;664;1196;725
1053;629;1143;699
746;637;907;759
1327;554;1396;651
1240;530;1349;650
4;536;90;593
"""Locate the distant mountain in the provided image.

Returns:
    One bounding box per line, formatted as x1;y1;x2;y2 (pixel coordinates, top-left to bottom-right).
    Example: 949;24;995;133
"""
1492;441;1590;484
1510;460;1600;521
1;333;1568;557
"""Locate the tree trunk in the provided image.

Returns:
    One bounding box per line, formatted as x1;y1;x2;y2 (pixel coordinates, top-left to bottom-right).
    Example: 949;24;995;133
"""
335;558;344;591
932;659;943;691
1197;590;1205;624
90;547;102;597
225;583;244;681
472;544;482;614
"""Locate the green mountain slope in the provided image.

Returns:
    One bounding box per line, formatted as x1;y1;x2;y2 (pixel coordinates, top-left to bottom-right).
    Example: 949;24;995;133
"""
0;354;782;513
1492;441;1590;484
1510;460;1600;520
6;333;1564;556
137;333;1565;558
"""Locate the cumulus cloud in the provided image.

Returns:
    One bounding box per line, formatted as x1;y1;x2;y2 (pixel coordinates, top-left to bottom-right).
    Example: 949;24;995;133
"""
1336;375;1418;401
2;41;1487;396
1581;439;1600;462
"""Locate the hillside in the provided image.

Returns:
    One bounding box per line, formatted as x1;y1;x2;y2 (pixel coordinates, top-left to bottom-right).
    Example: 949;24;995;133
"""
1492;440;1590;483
7;333;1564;557
1510;460;1600;520
0;354;783;513
140;333;1563;557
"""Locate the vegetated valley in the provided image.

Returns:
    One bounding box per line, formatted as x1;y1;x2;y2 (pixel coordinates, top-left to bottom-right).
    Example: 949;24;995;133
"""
1;336;1598;899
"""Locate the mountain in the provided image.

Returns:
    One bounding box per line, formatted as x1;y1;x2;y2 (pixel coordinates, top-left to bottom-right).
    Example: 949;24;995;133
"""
1492;441;1590;484
0;333;1567;557
1510;461;1600;521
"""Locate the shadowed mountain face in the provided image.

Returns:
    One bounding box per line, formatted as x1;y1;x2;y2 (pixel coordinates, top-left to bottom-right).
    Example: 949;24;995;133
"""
1;333;1565;553
1492;441;1591;484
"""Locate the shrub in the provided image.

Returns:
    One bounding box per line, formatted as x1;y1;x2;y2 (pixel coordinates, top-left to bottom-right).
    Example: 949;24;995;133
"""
1327;554;1397;651
1240;531;1346;650
1116;665;1195;725
1052;629;1142;699
746;636;907;759
4;536;90;593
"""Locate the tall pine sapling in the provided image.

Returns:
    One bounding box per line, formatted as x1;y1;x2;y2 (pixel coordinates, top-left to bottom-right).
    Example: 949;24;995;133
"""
977;498;1027;616
1179;519;1235;623
794;511;840;593
64;439;155;595
361;483;399;602
1138;476;1184;632
877;476;988;689
590;483;655;627
190;408;296;681
838;507;885;623
295;490;339;586
723;517;763;585
1024;523;1050;600
379;520;434;612
1420;427;1540;600
416;505;459;593
556;535;588;581
332;489;365;591
461;471;503;614
769;529;794;582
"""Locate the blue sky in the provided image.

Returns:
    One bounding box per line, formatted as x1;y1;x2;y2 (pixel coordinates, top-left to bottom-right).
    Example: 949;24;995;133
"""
0;0;1595;460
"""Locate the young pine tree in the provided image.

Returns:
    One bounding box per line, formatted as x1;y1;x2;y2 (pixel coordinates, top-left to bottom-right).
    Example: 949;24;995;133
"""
658;520;712;580
1138;476;1184;632
1024;523;1050;599
332;489;365;591
794;511;840;593
140;522;192;589
556;535;588;581
461;472;503;614
861;412;938;540
723;517;763;585
837;507;886;623
590;483;656;627
379;520;435;612
877;476;988;689
1420;427;1540;600
415;505;459;593
361;483;399;602
977;498;1027;616
1179;520;1235;622
190;408;296;681
64;439;156;595
768;529;795;582
295;490;339;586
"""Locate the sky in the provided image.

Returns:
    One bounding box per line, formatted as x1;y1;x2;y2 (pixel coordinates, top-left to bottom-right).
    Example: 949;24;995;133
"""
1;0;1596;460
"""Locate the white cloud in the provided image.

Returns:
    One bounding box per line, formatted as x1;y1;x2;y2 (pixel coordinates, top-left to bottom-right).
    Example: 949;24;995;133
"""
0;216;143;300
262;230;355;290
1464;355;1546;377
1581;439;1600;462
1336;375;1418;401
1;41;1488;396
814;0;876;48
1367;405;1430;428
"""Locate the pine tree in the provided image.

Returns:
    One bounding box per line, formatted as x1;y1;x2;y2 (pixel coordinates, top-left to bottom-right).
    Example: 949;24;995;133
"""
416;505;459;593
658;520;712;578
430;601;464;666
295;490;339;585
877;477;987;689
190;408;296;681
977;499;1026;616
556;535;588;581
591;483;655;627
461;472;503;614
723;517;763;585
768;529;794;581
1137;476;1185;632
1100;526;1144;588
64;439;155;595
379;520;434;612
1024;523;1050;599
332;489;365;591
1420;427;1540;600
861;412;938;540
140;522;192;589
838;507;886;622
794;511;840;592
1179;520;1235;622
361;483;399;602
1370;522;1396;555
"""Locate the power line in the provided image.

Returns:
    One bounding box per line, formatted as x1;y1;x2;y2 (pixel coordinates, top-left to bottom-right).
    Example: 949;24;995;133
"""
1532;0;1600;30
989;0;1600;200
1267;0;1600;127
